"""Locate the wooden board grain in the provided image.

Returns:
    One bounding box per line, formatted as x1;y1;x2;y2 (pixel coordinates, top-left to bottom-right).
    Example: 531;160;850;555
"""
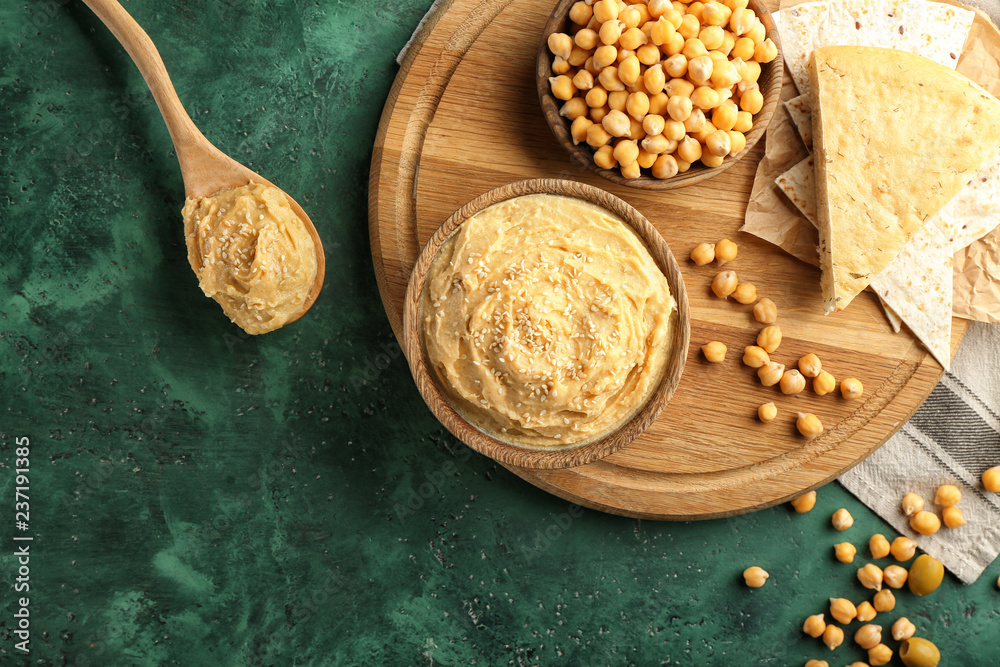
369;0;970;519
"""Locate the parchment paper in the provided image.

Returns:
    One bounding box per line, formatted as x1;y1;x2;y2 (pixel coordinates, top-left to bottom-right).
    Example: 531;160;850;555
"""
742;0;1000;320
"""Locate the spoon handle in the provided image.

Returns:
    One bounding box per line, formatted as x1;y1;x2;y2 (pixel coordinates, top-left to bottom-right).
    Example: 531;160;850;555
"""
81;0;246;196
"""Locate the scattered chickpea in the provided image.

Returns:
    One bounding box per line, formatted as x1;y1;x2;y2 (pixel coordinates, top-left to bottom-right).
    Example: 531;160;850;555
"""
834;542;857;563
873;588;895;612
753;297;777;323
757;361;784;387
743;565;768;587
804;661;829;667
790;490;816;513
756;325;782;353
690;242;716;265
901;492;925;517
711;270;738;298
933;484;961;507
854;624;882;650
982;466;1000;492
743;345;769;368
813;371;836;396
891;617;916;641
828;597;857;624
941;505;966;528
883;564;909;589
910;510;941;536
845;663;870;667
858;563;884;591
702;341;727;363
822;624;844;650
855;600;877;622
831;508;853;531
797;412;823;439
868;643;892;667
732;282;757;304
890;536;917;562
715;238;738;265
841;377;864;400
869;534;890;559
802;613;826;638
779;369;806;395
758;402;777;423
798;353;822;378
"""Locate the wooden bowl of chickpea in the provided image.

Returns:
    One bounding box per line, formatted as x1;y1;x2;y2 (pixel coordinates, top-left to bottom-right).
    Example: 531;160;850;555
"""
537;0;783;189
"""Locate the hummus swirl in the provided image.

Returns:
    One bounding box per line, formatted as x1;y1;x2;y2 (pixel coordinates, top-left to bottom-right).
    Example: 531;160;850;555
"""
182;183;317;335
422;194;675;449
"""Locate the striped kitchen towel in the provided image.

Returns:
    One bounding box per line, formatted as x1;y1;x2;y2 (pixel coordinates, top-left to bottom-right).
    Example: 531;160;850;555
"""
840;322;1000;584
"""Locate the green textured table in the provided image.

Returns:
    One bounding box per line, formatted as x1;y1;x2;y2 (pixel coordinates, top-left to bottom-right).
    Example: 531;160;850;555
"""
0;1;997;664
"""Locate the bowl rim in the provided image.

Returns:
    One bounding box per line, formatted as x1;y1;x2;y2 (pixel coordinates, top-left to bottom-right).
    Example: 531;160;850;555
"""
536;0;784;190
402;178;691;470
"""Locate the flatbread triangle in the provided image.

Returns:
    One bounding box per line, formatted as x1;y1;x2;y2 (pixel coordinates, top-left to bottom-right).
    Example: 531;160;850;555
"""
809;45;1000;313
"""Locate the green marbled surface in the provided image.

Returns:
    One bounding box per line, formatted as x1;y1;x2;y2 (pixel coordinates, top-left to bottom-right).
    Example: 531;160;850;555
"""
0;0;997;664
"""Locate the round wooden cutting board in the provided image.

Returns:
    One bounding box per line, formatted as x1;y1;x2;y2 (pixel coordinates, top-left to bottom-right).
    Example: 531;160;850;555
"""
369;0;970;519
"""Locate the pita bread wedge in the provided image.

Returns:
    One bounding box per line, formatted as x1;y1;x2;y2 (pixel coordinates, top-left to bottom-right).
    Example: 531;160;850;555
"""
784;95;813;149
775;156;818;227
810;46;1000;314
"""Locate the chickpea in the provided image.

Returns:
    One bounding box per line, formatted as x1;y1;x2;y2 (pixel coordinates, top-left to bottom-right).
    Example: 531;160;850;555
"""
560;97;589;120
641;133;674;154
642;113;666;137
868;644;893;667
829;597;856;625
909;510;941;536
933;484;961;507
804;660;828;667
683;107;707;133
831;508;853;531
710;59;741;88
754;37;778;63
699;25;725;50
732;282;756;304
626;91;649;119
841;377;864;400
569;1;593;25
743;565;768;588
758;402;777;423
618;55;642;86
868;533;890;559
702;341;727;363
858;563;884;591
873;588;895;612
586;123;613;148
637;43;662;66
729;6;754;34
797;353;821;378
613;139;639;166
822;624;844;650
711;269;737;298
651;154;679;179
650;16;677;45
599;19;624;45
797;413;823;439
756;325;781;353
572;70;595;92
593;144;617;170
682;37;709;60
899;638;940;667
790;490;816;513
907;555;944;596
602;109;632;137
901;492;925;517
667;94;693;122
855;600;877;622
586;85;610;109
712;102;738;131
636;148;657;169
846;663;870;667
834;542;857;563
892;617;916;641
802;612;827;637
941;505;966;528
780;370;806;394
733;109;754;132
740;87;764;114
746;18;766;44
727;129;747;155
687;55;714;84
757;361;784;387
549;75;578;101
598;65;626;91
890;536;917;562
593;44;619;69
883;564;908;589
593;0;618;23
620;160;641;179
620;27;649;50
643;64;666;94
742;345;769;368
982;466;1000;492
663;118;686;141
705;129;731;156
679;13;701;39
854;624;882;650
813;371;836;396
753;298;777;324
571;116;595;145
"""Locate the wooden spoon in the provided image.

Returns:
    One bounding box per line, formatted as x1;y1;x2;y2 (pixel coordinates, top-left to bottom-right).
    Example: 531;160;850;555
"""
82;0;325;326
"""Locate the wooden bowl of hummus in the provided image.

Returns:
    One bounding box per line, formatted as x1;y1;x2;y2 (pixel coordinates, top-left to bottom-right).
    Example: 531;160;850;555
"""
403;179;690;469
537;0;783;190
